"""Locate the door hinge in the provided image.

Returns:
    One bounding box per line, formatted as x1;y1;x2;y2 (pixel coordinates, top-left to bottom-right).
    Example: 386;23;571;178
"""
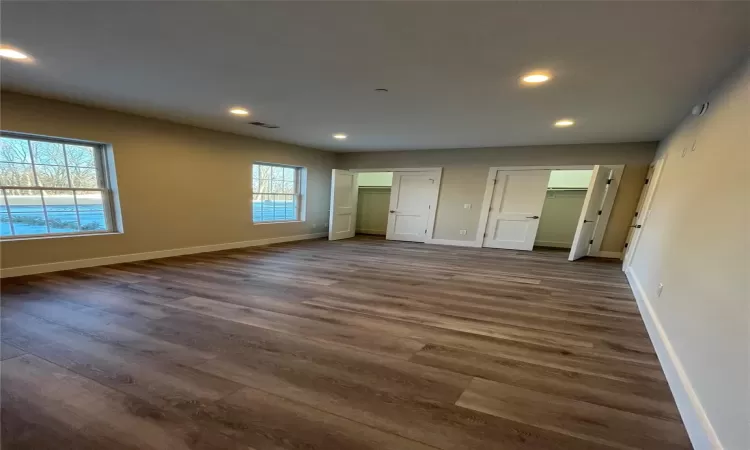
597;210;602;215
606;179;613;185
425;229;427;234
624;243;629;248
493;179;497;185
644;178;650;185
589;239;594;245
484;233;487;237
634;212;639;218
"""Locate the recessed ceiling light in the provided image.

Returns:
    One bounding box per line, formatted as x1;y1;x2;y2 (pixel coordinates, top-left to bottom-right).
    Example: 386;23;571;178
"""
229;107;250;116
333;134;348;140
554;119;575;127
0;46;30;60
522;73;551;84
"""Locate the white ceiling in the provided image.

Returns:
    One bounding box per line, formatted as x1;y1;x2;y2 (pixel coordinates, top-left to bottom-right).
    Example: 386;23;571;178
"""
1;1;748;152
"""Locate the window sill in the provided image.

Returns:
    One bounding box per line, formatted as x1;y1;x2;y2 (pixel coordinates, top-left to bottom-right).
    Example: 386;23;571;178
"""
253;220;305;225
0;231;123;242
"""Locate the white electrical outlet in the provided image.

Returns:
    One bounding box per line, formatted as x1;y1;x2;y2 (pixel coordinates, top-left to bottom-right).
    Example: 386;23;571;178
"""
459;229;467;235
657;283;664;297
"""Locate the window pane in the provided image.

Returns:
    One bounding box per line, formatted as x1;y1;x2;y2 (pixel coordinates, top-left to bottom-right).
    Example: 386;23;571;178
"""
35;165;70;188
282;181;295;194
0;190;12;236
31;141;66;165
271;166;284;180
43;191;80;233
258;164;273;180
283;167;295;181
0;162;36;186
75;190;107;231
252;164;260;180
252;177;260;192
69;166;99;188
64;144;96;167
271;179;284;193
7;190;48;236
257;178;271;194
1;137;31;163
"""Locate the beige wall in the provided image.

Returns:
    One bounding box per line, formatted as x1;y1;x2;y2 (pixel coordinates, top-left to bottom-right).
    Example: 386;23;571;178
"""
627;62;748;450
535;190;587;249
355;187;390;235
0;92;335;270
337;143;657;245
601;164;649;252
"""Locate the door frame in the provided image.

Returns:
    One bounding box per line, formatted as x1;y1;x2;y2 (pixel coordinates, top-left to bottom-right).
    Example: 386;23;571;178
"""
346;167;442;241
474;165;623;252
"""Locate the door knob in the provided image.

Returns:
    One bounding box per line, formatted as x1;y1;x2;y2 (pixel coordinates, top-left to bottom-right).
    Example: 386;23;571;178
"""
389;210;396;213
526;215;540;219
630;224;642;228
583;219;594;223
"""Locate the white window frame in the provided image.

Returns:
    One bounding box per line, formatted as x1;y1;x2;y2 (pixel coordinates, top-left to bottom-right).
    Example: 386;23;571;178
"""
0;131;120;240
251;162;305;224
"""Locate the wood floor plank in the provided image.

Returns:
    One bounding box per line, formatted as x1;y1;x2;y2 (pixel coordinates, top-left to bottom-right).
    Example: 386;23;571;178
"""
456;377;691;450
411;343;679;420
0;236;689;449
165;295;425;359
1;341;26;360
2;311;242;410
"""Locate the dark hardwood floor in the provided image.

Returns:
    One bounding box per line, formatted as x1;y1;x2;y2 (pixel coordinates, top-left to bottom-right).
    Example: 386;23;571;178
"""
0;236;690;449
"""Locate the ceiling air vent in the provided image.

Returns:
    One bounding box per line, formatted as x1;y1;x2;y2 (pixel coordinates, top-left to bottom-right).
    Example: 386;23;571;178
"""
249;121;280;129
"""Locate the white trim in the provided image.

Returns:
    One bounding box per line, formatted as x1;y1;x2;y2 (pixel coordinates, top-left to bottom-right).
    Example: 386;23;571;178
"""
589;250;622;259
0;232;327;278
349;167;442;173
625;267;722;450
486;165;593;171
424;238;481;248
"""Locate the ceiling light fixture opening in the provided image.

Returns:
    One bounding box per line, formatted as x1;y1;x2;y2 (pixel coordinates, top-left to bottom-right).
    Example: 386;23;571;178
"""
0;46;30;61
333;134;348;140
521;72;551;84
554;119;575;127
229;107;250;116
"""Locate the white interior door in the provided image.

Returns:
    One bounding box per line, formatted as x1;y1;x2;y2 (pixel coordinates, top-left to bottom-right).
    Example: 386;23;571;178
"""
482;170;551;250
569;166;611;260
386;172;436;242
328;169;358;240
623;158;665;268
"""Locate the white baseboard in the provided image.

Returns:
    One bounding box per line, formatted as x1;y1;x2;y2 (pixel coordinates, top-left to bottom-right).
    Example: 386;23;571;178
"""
590;250;622;259
534;240;572;249
624;267;722;450
424;238;481;248
0;232;327;279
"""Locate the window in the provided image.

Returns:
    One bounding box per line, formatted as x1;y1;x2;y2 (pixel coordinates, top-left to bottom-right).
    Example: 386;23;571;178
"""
252;163;302;222
0;132;118;238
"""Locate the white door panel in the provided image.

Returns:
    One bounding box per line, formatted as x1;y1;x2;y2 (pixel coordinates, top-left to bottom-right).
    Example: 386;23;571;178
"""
482;170;550;250
386;172;436;242
569;166;611;260
329;169;358;240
